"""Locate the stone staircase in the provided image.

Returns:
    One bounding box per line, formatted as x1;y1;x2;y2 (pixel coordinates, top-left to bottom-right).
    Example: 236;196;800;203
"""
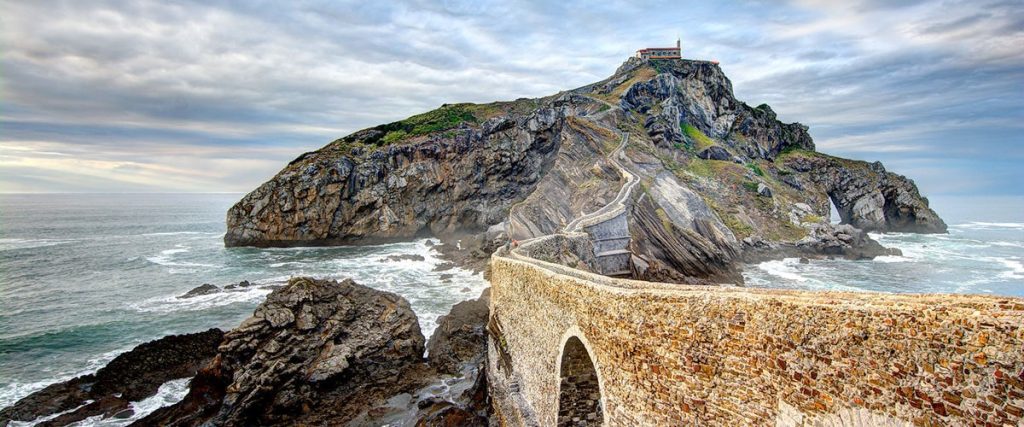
584;211;632;277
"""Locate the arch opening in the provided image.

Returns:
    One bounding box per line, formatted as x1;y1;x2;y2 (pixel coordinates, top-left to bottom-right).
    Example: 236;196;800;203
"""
557;336;603;426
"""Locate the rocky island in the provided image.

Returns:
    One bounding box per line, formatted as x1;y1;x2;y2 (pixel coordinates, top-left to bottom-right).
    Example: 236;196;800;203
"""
224;57;945;284
5;56;1019;427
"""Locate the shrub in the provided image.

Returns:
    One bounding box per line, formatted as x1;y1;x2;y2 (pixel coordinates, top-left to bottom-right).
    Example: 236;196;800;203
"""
746;162;764;176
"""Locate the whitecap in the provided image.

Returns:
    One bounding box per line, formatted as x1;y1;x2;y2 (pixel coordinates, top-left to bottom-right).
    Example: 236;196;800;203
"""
130;286;272;314
145;245;217;268
139;231;220;237
955;222;1024;230
994;257;1024;279
757;259;807;282
0;238;77;252
874;255;911;263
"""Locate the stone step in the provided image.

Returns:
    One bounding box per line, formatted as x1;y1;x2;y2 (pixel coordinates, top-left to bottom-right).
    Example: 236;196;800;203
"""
595;249;631;257
593;236;630;242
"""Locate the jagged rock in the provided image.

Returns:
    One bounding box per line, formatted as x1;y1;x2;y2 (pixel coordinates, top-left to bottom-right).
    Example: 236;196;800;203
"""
756;183;772;197
783;152;946;233
0;329;224;427
426;288;490;375
223;280;253;290
138;277;428;426
629;175;742;284
178;283;220;298
742;223;899;262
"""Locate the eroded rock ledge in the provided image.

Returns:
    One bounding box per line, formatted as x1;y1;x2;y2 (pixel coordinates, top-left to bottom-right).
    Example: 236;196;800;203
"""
0;329;224;427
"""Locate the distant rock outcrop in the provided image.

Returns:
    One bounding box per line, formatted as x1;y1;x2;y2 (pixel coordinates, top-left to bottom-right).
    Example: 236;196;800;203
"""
783;152;947;233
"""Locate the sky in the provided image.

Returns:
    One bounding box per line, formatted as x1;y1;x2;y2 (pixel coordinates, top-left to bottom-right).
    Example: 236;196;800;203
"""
1;0;1022;219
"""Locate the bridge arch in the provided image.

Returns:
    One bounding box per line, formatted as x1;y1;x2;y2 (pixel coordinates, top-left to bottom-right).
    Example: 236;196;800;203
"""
556;328;605;426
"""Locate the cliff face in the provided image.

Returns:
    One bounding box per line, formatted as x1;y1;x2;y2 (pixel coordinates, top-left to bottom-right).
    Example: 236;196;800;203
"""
225;102;565;247
226;57;946;282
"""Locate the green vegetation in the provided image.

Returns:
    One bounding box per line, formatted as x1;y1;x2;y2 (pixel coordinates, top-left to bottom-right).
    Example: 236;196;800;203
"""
594;67;657;104
655;207;674;231
746;162;764;177
802;214;823;223
681;123;715;151
381;130;408;144
341;103;480;147
741;181;759;192
704;198;754;238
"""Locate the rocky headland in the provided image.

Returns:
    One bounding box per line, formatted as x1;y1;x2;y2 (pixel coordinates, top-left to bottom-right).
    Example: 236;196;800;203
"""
224;57;945;284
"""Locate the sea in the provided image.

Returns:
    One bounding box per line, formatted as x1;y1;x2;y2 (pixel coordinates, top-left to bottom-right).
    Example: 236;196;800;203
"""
1;193;1022;425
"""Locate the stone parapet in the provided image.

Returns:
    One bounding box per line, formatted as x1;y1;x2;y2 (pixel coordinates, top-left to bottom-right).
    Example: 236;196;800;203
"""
488;253;1024;426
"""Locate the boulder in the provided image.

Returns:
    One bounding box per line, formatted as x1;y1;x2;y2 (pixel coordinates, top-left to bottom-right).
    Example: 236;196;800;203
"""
138;277;428;426
426;288;490;375
697;146;731;161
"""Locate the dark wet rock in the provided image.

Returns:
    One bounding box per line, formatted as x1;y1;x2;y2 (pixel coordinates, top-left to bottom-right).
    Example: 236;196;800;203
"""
0;329;223;427
415;398;488;427
384;254;426;262
222;280;253;290
799;257;810;264
427;288;490;375
433;262;456;272
137;277;428;427
439;274;454;282
742;223;899;262
178;283;220;298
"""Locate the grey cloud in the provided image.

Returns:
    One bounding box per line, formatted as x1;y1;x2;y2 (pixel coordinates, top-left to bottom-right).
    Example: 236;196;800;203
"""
0;0;1021;196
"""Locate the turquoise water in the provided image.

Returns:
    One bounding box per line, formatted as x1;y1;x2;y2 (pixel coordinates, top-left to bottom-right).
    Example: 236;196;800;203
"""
0;193;488;420
0;193;1021;425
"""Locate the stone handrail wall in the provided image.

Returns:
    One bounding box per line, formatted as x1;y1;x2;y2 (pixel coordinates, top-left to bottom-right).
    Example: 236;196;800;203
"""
565;134;635;233
487;251;1024;426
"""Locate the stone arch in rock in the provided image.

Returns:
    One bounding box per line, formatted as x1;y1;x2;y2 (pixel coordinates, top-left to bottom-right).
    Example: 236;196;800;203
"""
556;334;604;426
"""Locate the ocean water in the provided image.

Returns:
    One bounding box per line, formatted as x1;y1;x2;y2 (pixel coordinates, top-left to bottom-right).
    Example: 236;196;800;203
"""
743;222;1024;296
0;194;1021;425
0;193;488;425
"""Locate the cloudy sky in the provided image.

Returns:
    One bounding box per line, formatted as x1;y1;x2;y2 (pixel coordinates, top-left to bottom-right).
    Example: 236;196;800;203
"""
1;0;1022;215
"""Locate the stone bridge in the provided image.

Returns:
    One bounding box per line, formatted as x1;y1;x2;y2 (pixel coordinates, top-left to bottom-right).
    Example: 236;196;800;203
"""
486;248;1024;426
